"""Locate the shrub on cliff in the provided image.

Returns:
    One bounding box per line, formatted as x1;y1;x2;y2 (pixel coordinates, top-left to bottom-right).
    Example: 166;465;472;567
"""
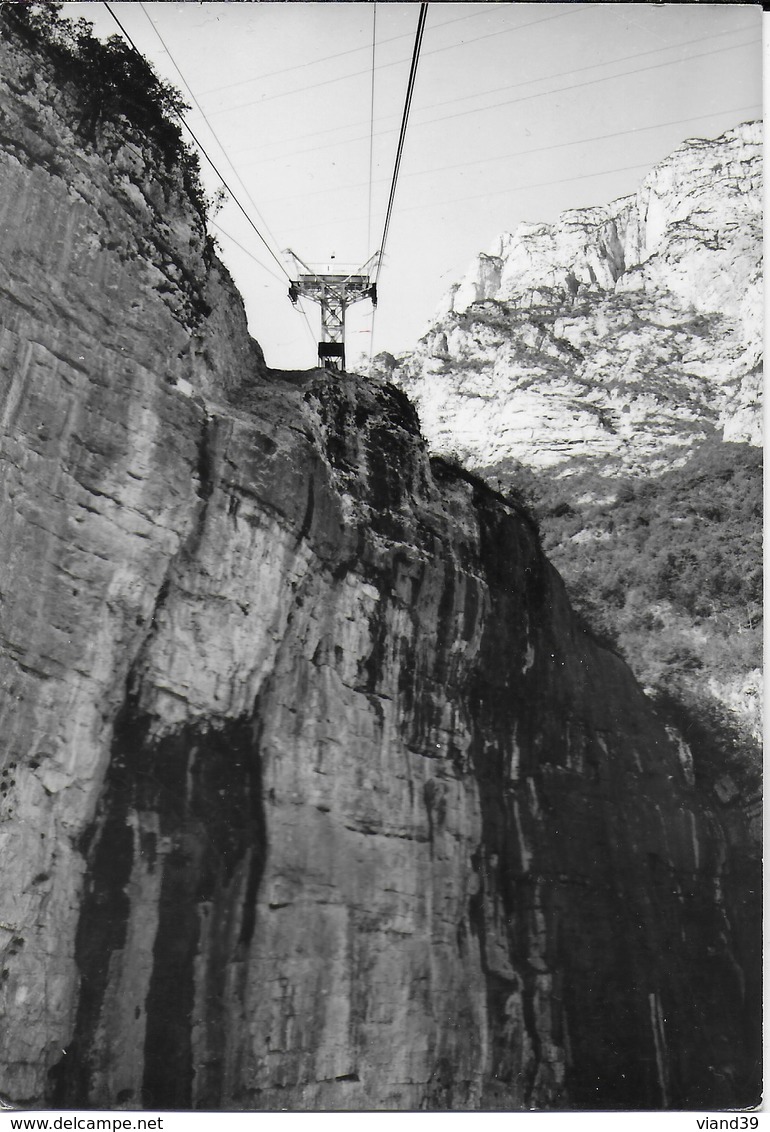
3;2;206;212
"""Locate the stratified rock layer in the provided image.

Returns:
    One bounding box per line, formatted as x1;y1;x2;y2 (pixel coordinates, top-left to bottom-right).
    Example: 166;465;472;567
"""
0;21;759;1111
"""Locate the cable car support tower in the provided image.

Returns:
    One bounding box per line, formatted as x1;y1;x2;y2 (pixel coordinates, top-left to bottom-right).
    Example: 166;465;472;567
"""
101;0;427;374
286;251;378;372
284;2;427;374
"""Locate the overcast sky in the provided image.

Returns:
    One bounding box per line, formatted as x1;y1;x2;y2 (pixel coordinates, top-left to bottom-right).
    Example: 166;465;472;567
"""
67;2;762;372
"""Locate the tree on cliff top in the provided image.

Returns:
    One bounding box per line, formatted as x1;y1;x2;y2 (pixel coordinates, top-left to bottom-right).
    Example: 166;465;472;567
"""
4;3;204;203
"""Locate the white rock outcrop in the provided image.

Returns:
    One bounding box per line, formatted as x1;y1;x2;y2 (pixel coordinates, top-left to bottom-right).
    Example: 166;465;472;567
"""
397;122;762;473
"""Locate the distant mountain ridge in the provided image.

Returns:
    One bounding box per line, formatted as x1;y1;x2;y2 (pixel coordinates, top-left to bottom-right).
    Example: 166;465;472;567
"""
388;121;762;479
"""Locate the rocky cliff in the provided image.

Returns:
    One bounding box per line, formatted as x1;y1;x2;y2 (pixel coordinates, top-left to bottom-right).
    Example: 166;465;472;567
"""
0;15;760;1112
392;121;762;476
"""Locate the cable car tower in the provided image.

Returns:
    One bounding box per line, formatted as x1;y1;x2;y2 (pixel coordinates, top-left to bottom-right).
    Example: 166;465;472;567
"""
283;2;426;374
286;250;378;372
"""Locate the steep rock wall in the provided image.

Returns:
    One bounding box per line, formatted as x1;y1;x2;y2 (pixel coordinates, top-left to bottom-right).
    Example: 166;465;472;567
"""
0;24;759;1111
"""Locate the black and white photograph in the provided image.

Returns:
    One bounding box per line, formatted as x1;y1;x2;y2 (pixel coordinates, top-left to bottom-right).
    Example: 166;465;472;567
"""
0;0;762;1116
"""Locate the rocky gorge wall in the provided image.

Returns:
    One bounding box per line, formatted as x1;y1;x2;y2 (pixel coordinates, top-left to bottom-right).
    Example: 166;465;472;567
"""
0;20;760;1112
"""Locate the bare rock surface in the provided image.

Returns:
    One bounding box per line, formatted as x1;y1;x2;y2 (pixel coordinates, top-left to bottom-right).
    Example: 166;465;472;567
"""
0;22;760;1111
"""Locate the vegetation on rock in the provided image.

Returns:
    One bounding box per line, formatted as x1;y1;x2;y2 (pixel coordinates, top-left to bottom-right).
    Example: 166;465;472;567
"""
478;439;762;795
2;2;207;214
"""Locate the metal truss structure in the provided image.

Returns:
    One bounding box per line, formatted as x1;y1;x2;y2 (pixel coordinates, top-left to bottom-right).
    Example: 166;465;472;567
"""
287;250;378;372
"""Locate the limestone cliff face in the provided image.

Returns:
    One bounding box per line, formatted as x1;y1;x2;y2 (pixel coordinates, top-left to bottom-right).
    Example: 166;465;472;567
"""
0;22;759;1112
395;122;762;474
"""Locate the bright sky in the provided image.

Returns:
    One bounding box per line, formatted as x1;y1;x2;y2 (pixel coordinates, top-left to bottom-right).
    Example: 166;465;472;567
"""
66;2;762;371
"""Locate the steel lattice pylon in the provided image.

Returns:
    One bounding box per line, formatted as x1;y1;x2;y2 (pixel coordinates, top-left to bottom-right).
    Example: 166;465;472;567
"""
287;251;377;372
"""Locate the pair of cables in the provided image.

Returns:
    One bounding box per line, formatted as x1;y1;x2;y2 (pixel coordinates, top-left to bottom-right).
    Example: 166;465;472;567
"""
103;1;318;348
104;1;429;364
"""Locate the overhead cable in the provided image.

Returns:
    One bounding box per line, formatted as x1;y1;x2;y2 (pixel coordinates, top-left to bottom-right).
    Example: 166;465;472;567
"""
282;105;760;238
214;19;752;166
366;3;377;258
385;22;756;143
389;36;759;139
137;2;285;260
240;28;757;170
398;103;762;194
292;298;321;351
210;5;586;118
209;221;287;286
288;159;676;237
375;3;428;286
210;222;317;347
398;160;662;213
200;4;502;98
102;2;291;282
256;102;761;209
